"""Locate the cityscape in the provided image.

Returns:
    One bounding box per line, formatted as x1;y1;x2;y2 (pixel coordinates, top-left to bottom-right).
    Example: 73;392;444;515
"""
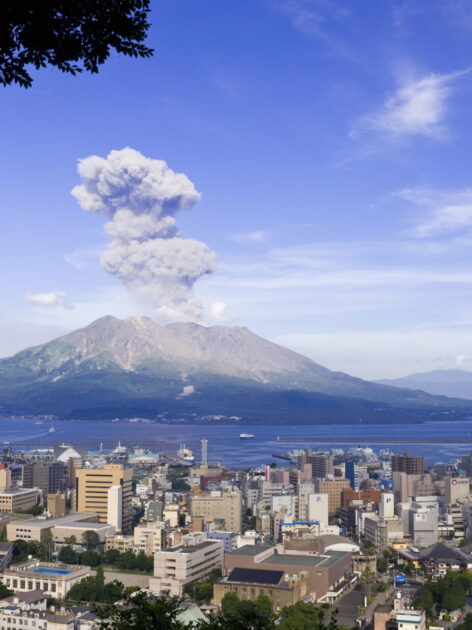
0;438;470;628
2;1;472;629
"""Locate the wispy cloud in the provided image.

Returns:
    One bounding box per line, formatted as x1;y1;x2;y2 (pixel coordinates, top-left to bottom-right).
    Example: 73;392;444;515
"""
228;230;270;244
25;290;71;309
269;0;354;58
352;69;468;148
398;186;472;237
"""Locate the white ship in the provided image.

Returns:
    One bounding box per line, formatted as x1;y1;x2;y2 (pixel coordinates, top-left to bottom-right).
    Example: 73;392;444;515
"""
48;426;55;433
177;444;195;462
240;433;255;439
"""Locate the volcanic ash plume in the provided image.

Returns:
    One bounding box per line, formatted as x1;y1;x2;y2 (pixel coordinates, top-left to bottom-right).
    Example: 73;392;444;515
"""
71;148;217;321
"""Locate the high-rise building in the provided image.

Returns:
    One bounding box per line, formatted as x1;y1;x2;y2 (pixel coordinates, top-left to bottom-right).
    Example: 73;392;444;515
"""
0;465;12;492
391;452;426;475
308;454;333;479
23;461;65;496
75;463;133;532
345;461;356;489
314;479;350;515
201;439;208;465
445;477;470;505
307;493;328;528
190;489;242;532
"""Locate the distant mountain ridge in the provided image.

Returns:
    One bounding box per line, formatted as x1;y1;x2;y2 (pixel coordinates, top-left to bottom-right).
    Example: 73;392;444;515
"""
377;369;472;400
0;316;470;423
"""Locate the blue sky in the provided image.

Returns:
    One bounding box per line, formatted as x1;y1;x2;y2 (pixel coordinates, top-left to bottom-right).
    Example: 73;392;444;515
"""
1;0;472;378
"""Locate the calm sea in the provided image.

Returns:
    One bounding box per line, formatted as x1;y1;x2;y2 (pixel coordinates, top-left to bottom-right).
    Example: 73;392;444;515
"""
1;417;472;467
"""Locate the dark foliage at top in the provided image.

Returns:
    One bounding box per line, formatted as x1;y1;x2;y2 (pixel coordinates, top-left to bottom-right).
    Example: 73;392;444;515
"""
0;0;153;87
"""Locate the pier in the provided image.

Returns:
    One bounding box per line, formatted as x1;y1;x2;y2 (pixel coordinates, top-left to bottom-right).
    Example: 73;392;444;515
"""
276;437;472;444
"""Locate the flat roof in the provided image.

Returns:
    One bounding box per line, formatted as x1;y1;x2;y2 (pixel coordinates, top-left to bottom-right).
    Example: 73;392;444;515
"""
54;522;110;530
8;513;98;528
264;551;348;568
229;545;272;556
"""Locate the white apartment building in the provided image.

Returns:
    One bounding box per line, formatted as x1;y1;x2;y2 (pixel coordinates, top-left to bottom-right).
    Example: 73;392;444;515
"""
149;532;223;596
133;523;166;555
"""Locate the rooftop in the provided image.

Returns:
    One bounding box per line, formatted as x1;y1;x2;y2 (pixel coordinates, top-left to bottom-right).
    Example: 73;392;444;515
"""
229;545;272;556
8;513;98;528
264;550;347;568
226;567;285;586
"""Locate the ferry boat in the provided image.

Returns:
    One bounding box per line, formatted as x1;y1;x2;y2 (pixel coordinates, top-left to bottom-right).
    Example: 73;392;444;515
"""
177;444;195;462
239;433;255;439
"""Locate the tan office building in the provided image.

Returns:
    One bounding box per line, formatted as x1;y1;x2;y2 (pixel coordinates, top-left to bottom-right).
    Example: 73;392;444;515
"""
314;479;351;516
75;464;133;532
190;489;242;532
0;488;39;514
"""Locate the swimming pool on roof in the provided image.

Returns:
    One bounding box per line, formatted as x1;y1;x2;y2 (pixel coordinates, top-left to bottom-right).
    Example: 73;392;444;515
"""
30;567;72;575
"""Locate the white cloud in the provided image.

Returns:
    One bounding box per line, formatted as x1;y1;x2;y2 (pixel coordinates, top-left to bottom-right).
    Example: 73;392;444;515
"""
209;301;228;321
25;291;70;308
355;69;468;141
272;326;472;379
398;186;472;237
228;230;269;243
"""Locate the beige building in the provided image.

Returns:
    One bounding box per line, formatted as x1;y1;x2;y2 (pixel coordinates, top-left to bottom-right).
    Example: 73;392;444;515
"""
0;488;39;514
149;532;224;596
314;480;351;516
0;465;12;491
445;477;470;505
53;521;115;544
1;560;91;598
7;513;97;543
75;464;133;532
48;492;66;518
190;489;242;532
105;534;134;552
134;523;166;555
163;504;180;528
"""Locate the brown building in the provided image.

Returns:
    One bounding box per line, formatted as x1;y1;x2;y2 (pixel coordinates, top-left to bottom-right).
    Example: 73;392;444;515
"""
23;461;65;496
308;454;334;479
48;492;66;518
315;479;351;515
391;453;426;475
213;567;309;613
342;488;381;508
224;544;352;603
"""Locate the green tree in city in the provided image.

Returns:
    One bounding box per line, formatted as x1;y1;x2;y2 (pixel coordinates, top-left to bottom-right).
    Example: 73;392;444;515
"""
377;557;388;573
82;530;100;550
103;549;121;565
64;535;77;545
414;585;434;615
0;583;13;598
220;592;240;618
58;545;77;564
81;549;102;567
443;580;466;612
457;612;472;630
278;601;338;630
